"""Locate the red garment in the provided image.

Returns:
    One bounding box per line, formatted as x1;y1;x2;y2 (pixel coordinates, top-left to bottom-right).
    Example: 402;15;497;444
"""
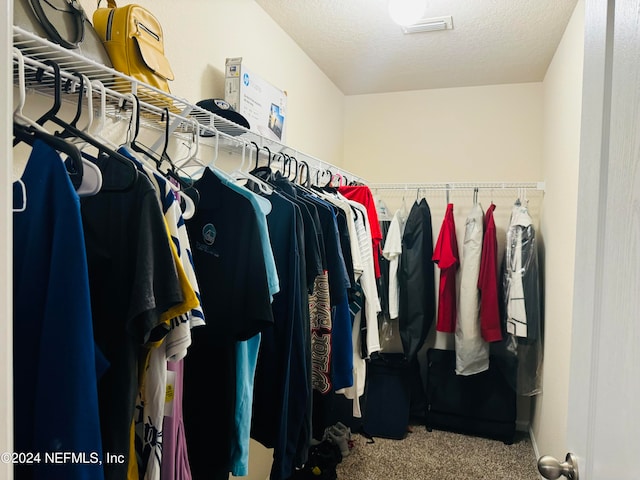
337;185;383;278
478;203;503;342
432;203;459;333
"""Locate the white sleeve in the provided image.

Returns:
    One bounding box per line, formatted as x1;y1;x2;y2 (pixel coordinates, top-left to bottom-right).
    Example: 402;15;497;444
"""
350;201;382;356
382;210;403;319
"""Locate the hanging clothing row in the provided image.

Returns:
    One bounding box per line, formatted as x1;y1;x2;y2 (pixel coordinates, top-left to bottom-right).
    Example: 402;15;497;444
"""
12;55;382;480
376;186;543;394
369;187;542;444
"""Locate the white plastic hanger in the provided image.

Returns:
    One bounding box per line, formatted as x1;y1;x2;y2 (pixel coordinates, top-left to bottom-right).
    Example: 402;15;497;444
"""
13;179;27;213
13;48;48;134
174;118;205;171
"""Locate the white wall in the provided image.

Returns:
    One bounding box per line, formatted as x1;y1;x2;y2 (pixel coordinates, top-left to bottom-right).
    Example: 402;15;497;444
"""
1;2;14;479
342;77;546;432
344;83;543;183
533;0;585;460
79;0;346;167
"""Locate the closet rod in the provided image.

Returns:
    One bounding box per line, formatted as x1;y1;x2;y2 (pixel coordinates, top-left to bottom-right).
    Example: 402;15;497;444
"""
369;181;546;192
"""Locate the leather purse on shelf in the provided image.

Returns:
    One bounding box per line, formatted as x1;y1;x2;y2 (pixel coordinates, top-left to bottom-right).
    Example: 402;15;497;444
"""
93;0;175;97
14;0;113;68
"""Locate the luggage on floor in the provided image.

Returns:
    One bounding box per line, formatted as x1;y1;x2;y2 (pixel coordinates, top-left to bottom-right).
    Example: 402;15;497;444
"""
362;353;412;439
425;348;517;444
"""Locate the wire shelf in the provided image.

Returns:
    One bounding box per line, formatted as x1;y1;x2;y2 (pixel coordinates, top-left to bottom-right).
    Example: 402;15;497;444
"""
12;25;367;184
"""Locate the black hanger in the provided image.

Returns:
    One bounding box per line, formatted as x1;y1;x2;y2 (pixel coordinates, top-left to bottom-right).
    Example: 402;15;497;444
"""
323;169;334;188
264;146;273;168
128;97;197;200
250;141;261;170
287;155;299;182
13;121;84;190
279;152;290;177
250;145;275;180
129;96;172;172
298;160;310;187
271;151;285;175
32;60;137;192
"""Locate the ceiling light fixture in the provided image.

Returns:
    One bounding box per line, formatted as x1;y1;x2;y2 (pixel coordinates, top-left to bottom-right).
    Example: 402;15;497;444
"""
401;15;453;34
387;0;427;27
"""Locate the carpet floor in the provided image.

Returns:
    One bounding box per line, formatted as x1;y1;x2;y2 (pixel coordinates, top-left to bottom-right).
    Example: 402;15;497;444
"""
335;426;540;480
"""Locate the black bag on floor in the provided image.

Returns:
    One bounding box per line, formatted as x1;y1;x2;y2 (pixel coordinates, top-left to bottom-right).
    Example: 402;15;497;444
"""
288;440;342;480
362;353;412;439
425;348;517;444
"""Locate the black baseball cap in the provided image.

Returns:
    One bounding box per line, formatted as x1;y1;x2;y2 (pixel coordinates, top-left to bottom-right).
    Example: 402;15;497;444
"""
193;98;250;136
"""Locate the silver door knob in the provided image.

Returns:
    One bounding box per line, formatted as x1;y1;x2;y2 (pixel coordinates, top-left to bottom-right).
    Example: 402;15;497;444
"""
537;453;579;480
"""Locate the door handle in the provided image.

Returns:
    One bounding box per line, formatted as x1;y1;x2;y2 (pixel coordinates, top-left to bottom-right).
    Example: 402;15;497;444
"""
537;453;579;480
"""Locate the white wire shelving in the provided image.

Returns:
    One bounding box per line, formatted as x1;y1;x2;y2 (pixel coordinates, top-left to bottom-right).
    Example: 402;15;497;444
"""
11;25;367;185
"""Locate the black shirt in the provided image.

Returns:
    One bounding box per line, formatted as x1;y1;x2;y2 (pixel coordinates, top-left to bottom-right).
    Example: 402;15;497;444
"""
80;154;183;480
183;167;274;479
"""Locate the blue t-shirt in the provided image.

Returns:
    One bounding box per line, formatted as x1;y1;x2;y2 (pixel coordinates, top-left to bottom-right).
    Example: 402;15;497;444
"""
13;140;104;480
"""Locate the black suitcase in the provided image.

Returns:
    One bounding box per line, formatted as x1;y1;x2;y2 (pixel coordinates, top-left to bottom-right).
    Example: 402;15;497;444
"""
425;348;517;444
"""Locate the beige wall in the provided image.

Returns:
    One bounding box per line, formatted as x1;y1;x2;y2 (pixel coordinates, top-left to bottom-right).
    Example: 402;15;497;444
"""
341;3;584;463
343;83;543;183
78;0;346;168
533;0;584;461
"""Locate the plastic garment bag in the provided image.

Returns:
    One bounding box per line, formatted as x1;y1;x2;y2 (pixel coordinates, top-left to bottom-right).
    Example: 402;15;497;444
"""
493;199;543;396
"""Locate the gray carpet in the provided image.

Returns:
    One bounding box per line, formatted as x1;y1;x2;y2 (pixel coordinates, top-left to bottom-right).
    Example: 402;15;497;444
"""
336;426;540;480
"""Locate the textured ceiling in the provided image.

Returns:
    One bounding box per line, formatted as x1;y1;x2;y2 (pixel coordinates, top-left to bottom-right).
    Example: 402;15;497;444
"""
254;0;579;95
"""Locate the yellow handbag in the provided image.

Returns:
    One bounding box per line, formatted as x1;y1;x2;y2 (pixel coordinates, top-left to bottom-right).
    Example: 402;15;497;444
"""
93;0;174;102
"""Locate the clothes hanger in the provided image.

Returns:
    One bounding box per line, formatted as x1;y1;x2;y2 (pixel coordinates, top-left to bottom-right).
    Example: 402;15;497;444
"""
313;168;330;187
323;168;334;188
13;122;86;191
128;95;171;171
235;141;273;195
12;55;84;190
123;95;198;217
298;160;311;187
32;60;137;192
514;187;522;206
276;151;289;178
173;118;201;169
250;141;261;170
12;48;49;136
65;73;102;197
129;96;196;191
269;151;284;178
331;172;344;187
287;155;299;182
89;79;119;149
250;145;275;180
286;158;319;197
13;178;27;213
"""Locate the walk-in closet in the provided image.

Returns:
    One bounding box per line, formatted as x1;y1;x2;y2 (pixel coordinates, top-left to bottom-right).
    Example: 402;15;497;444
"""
3;1;640;479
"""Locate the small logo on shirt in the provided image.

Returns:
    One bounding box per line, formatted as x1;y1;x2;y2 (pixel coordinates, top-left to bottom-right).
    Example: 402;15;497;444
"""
202;223;217;246
196;223;220;257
